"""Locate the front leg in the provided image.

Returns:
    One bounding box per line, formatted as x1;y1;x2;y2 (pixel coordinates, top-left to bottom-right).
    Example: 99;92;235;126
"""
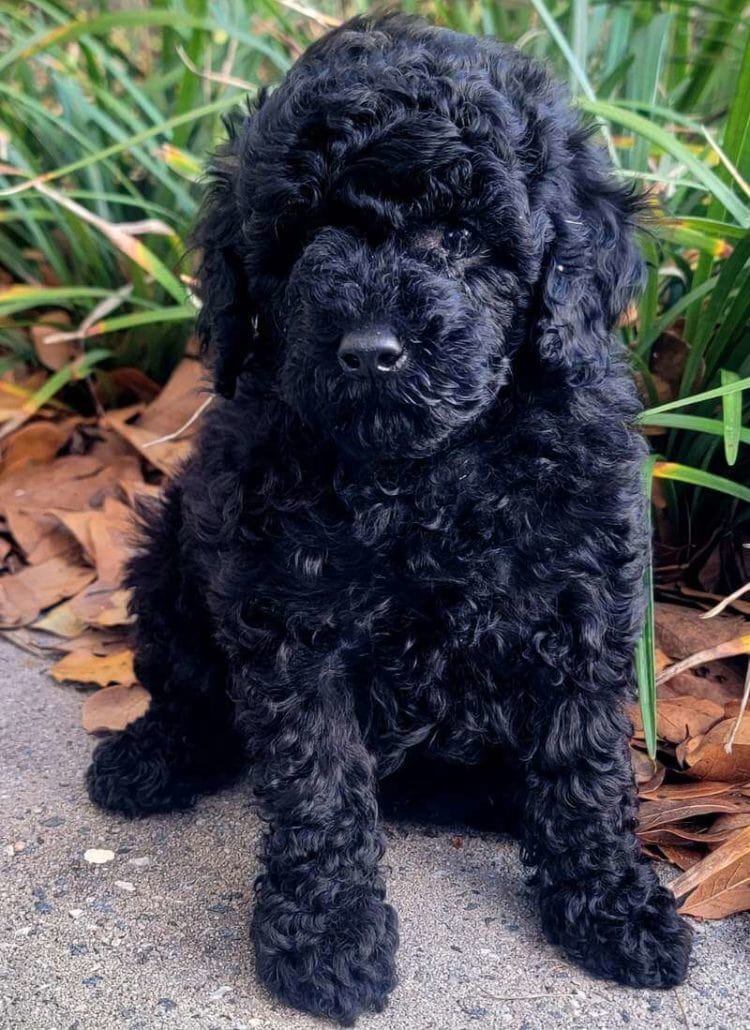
240;650;398;1025
521;661;692;988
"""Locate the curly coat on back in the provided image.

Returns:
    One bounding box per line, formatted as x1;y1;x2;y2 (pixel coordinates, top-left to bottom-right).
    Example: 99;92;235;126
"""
86;14;692;1024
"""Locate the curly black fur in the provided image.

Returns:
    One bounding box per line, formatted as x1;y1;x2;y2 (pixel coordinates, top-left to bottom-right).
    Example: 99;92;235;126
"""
86;14;692;1023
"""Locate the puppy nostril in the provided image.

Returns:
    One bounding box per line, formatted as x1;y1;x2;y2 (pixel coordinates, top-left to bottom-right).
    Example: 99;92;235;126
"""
341;352;361;371
376;350;401;371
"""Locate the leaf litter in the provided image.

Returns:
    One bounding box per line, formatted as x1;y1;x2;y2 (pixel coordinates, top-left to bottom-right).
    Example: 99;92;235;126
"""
0;357;205;739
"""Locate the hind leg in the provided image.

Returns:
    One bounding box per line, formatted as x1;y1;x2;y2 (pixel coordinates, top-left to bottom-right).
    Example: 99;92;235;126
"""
86;483;245;817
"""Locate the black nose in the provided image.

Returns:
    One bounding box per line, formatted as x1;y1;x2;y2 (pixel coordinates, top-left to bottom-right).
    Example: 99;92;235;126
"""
337;328;405;376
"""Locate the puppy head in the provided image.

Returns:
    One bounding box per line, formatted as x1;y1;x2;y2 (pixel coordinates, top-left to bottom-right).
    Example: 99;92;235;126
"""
195;15;642;457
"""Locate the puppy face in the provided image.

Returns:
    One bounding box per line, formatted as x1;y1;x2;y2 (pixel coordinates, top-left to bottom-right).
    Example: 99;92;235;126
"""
241;75;543;459
274;143;540;458
196;18;641;457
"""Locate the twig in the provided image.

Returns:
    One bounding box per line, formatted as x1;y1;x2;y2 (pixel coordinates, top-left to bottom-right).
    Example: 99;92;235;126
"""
275;0;341;28
702;126;750;199
176;45;256;92
44;284;134;345
701;581;750;619
142;394;214;448
725;660;750;754
657;635;750;684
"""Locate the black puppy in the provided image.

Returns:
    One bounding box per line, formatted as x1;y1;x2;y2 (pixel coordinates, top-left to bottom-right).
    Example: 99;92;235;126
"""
87;14;692;1024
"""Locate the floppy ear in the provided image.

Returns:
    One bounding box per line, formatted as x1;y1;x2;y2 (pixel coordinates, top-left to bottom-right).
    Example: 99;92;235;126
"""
192;113;256;399
533;137;644;383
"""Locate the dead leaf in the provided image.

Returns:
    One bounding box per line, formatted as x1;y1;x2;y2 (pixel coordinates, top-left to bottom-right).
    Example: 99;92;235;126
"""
0;454;138;515
4;508;77;565
709;812;750;838
649;780;739;800
52;497;133;587
81;683;150;733
672;826;750;918
30;310;78;371
52;629;130;655
638;794;750;832
659;844;703;871
106;359;205;475
50;648;136;686
682;716;750;782
629;696;725;744
0;419;76;477
632;747;666;792
650;331;689;395
655;602;747;661
69;584;132;627
660;664;744;706
0;554;96;627
33;600;88;638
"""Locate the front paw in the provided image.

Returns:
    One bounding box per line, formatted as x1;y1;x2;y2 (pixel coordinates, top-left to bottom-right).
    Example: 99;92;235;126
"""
252;886;399;1025
86;725;194;818
541;870;692;989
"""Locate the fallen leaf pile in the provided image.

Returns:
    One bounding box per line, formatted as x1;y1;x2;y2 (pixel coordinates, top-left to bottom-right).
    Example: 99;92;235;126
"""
630;601;750;919
0;356;207;734
1;353;749;921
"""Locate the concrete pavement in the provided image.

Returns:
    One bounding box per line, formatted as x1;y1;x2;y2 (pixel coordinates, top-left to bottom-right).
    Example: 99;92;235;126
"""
1;638;748;1030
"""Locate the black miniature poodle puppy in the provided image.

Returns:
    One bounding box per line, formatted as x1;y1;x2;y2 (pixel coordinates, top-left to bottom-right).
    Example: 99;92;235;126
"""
86;14;692;1024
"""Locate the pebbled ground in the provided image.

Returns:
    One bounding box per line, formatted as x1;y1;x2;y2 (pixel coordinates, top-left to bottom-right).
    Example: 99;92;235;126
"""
1;638;748;1030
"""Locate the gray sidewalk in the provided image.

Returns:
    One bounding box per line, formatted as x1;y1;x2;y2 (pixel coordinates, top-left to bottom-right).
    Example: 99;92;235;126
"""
0;638;748;1030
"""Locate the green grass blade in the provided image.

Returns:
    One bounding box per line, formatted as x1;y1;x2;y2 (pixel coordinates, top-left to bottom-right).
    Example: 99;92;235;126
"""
0;95;242;199
719;369;742;465
639;374;750;417
652;461;750;503
578;98;750;226
639;412;750;446
636;455;657;760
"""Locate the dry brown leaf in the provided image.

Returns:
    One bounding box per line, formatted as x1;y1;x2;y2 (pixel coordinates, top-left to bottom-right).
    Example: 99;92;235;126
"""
52;629;130;655
650;332;688;396
672;826;750;918
33;599;88;638
69;584;132;627
106;367;161;404
0;371;48;422
709;811;750;838
0;454;139;515
0;554;96;627
118;477;162;507
660;664;744;706
0;419;76;477
682;716;750;781
638;794;750;832
649;780;739;800
632;747;666;792
80;683;150;733
657;697;724;744
51;648;136;686
629;696;725;744
51;497;133;587
640;822;749;847
659;844;703;871
3;508;77;565
655;602;747;661
106;359;205;475
29;310;77;371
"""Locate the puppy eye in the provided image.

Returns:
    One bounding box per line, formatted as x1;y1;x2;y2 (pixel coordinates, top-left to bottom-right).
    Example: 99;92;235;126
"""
442;227;475;259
